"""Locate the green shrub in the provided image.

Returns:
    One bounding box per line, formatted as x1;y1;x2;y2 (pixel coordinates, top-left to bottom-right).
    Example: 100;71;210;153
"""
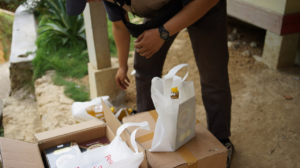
33;0;88;80
38;0;86;50
32;39;89;80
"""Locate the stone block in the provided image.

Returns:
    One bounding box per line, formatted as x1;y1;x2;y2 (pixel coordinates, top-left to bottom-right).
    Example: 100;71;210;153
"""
9;3;38;93
88;63;125;105
83;2;111;70
9;4;37;64
262;31;299;69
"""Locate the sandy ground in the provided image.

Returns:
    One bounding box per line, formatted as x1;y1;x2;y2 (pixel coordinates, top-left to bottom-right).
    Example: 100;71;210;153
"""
123;21;300;167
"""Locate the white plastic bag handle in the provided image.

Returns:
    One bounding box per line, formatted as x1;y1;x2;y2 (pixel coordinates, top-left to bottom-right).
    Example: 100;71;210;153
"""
163;64;189;81
131;127;144;153
116;121;150;153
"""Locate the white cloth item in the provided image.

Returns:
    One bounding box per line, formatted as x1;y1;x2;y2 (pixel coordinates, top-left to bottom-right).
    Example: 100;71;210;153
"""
58;121;150;168
150;64;196;152
72;96;110;123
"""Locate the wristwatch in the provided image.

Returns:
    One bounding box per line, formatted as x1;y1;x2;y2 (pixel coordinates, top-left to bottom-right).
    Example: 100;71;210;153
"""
158;25;171;41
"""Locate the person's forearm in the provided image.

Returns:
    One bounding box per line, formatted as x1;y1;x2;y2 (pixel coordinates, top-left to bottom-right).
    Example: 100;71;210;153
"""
164;0;219;36
112;19;131;70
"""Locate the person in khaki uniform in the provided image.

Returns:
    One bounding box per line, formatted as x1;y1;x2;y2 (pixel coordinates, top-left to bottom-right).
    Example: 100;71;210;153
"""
67;0;234;167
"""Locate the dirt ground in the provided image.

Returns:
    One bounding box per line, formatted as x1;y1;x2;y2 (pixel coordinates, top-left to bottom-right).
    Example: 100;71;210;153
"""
123;19;300;167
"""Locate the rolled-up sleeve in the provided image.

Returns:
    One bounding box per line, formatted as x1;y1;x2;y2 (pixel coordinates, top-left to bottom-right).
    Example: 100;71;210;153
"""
103;1;126;22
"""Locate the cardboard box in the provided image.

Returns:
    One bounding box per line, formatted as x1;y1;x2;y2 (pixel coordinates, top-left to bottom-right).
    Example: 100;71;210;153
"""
0;99;148;168
121;111;228;168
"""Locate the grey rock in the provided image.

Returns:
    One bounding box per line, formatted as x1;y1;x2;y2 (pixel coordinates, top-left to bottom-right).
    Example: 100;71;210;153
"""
253;55;262;62
242;50;251;57
250;41;257;48
228;42;239;50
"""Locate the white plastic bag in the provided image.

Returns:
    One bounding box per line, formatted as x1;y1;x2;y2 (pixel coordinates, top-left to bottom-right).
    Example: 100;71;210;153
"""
58;121;150;168
72;96;112;123
150;64;196;152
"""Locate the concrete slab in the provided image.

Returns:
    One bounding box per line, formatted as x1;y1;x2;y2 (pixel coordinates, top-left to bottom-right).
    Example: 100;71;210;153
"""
9;3;37;63
262;31;299;69
88;62;125;105
8;1;37;92
83;2;111;70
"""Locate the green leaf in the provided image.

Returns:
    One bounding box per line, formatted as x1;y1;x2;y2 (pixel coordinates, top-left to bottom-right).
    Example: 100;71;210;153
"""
37;0;86;49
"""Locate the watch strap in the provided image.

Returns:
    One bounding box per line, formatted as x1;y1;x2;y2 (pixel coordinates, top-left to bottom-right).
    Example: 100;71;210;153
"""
158;25;171;41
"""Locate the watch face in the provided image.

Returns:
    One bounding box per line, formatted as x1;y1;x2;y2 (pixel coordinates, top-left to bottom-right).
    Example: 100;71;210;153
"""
161;31;169;39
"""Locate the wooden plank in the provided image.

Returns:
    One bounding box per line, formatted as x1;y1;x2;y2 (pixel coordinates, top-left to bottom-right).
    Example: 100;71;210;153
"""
227;0;283;34
262;31;299;69
242;0;287;14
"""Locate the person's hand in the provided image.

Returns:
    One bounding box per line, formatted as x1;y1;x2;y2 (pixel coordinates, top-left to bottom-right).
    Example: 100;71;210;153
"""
134;28;165;59
115;67;130;90
87;0;102;3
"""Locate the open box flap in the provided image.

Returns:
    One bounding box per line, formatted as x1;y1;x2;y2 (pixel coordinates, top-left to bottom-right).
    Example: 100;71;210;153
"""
101;99;122;135
0;137;44;168
34;120;106;151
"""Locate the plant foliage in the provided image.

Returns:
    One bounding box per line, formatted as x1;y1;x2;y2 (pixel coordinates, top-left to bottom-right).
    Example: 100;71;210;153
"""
53;74;89;102
32;43;89;80
38;0;86;50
